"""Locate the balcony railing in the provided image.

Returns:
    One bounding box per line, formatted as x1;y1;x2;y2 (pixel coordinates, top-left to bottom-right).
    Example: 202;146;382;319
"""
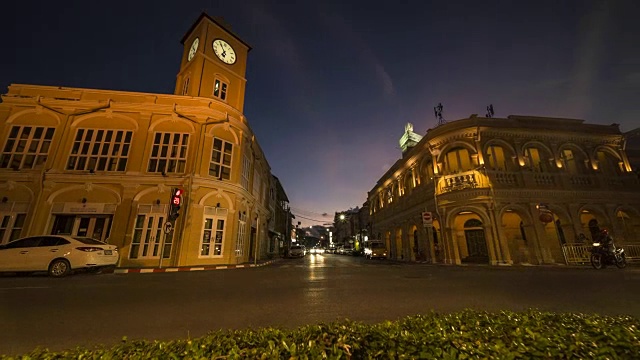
437;170;489;194
377;170;639;209
562;243;640;265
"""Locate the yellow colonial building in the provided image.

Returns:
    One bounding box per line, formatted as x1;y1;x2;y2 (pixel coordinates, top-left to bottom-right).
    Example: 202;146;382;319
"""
368;115;640;265
0;14;279;268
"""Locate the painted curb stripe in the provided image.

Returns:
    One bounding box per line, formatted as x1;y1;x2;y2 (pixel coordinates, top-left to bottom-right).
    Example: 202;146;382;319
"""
114;260;278;274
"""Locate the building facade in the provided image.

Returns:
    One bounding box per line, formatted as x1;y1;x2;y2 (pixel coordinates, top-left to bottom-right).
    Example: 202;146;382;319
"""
270;175;292;257
625;128;640;174
368;115;640;265
334;207;363;249
0;14;284;267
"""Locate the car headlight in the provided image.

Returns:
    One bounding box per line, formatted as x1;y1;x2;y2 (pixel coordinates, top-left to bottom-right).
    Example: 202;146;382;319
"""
593;243;600;246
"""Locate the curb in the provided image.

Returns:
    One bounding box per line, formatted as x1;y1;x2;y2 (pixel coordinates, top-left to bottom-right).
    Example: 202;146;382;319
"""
113;259;280;274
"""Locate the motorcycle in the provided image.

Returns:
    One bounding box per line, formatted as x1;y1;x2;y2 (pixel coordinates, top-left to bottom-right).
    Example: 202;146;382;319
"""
590;241;626;269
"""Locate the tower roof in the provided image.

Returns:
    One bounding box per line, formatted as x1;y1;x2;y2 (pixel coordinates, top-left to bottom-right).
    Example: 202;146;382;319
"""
180;12;252;51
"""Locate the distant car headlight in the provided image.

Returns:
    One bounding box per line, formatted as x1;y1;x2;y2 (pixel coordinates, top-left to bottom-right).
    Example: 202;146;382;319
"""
593;243;600;247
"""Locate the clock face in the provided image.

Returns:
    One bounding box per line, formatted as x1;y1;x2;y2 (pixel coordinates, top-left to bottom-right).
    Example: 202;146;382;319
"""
212;39;236;65
188;38;199;61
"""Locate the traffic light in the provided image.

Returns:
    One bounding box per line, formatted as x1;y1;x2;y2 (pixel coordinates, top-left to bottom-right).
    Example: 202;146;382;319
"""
169;188;183;221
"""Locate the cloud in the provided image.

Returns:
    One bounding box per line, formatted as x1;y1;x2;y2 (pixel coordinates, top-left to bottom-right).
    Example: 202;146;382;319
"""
564;0;612;118
375;63;395;96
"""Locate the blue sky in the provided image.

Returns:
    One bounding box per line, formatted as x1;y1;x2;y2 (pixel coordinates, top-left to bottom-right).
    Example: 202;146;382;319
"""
1;0;638;226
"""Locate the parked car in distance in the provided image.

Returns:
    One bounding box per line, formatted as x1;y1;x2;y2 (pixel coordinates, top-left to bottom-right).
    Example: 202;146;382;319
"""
310;247;324;254
327;247;336;254
0;235;119;277
343;245;354;255
289;245;305;258
364;240;387;259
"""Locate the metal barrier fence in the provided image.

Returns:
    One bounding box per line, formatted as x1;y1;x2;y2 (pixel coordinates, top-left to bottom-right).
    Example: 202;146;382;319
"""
562;243;640;265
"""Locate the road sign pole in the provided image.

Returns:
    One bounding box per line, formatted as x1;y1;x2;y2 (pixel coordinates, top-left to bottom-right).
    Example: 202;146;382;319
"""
427;225;434;263
158;227;166;269
158;221;174;269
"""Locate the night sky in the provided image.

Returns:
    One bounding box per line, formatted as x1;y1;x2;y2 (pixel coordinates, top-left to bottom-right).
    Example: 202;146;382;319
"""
2;1;639;226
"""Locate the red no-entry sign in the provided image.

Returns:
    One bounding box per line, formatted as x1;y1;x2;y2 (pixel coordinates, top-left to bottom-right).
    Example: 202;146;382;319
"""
422;211;433;227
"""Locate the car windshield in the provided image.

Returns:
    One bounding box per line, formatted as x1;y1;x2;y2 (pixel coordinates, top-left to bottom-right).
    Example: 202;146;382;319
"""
370;243;385;248
291;246;301;250
73;237;107;245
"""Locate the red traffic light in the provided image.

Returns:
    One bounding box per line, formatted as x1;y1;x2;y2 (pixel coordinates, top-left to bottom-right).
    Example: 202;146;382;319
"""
171;188;184;206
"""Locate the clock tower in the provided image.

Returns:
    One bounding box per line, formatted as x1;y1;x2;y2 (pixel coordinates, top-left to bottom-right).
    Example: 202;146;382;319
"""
175;13;251;112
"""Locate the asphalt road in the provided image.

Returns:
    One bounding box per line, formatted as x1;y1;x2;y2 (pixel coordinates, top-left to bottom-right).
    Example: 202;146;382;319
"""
1;254;639;356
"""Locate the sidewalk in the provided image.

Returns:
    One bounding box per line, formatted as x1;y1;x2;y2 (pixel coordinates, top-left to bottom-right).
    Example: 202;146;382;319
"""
112;259;281;274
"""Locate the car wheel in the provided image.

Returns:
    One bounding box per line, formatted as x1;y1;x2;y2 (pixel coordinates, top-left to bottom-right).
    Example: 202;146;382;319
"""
48;259;71;277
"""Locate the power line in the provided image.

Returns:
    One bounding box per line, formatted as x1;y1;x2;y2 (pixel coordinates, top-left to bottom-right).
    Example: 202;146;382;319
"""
289;206;334;218
291;212;334;224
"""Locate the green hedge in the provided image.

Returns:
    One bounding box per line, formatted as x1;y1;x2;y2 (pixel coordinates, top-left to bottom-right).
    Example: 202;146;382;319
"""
4;309;639;359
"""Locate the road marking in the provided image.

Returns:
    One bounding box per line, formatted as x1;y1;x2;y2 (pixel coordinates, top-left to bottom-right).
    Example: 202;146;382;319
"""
0;286;50;290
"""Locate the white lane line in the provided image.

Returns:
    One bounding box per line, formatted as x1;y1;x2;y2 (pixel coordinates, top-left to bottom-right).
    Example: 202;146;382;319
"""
0;286;50;290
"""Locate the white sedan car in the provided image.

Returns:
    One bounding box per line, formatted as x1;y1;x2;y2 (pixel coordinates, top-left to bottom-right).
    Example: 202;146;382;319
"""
289;245;305;258
0;235;119;277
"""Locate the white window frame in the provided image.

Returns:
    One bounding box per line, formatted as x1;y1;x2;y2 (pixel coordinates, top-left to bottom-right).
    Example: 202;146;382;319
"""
241;153;251;189
235;211;247;257
1;125;55;170
200;207;228;258
148;132;189;174
182;76;190;95
67;129;133;172
213;78;228;101
210;138;233;180
129;206;168;260
0;212;27;245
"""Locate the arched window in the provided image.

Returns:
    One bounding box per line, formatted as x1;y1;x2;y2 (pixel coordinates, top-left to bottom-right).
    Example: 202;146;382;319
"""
559;148;587;174
555;219;566;244
485;144;513;171
464;219;483;228
588;219;600;240
523;146;552;172
596;150;622;175
404;171;413;193
423;162;434;183
444;147;475;174
519;221;527;244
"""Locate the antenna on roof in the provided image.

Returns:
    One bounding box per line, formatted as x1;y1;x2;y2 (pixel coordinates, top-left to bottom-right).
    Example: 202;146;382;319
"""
434;102;446;126
485;104;495;118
